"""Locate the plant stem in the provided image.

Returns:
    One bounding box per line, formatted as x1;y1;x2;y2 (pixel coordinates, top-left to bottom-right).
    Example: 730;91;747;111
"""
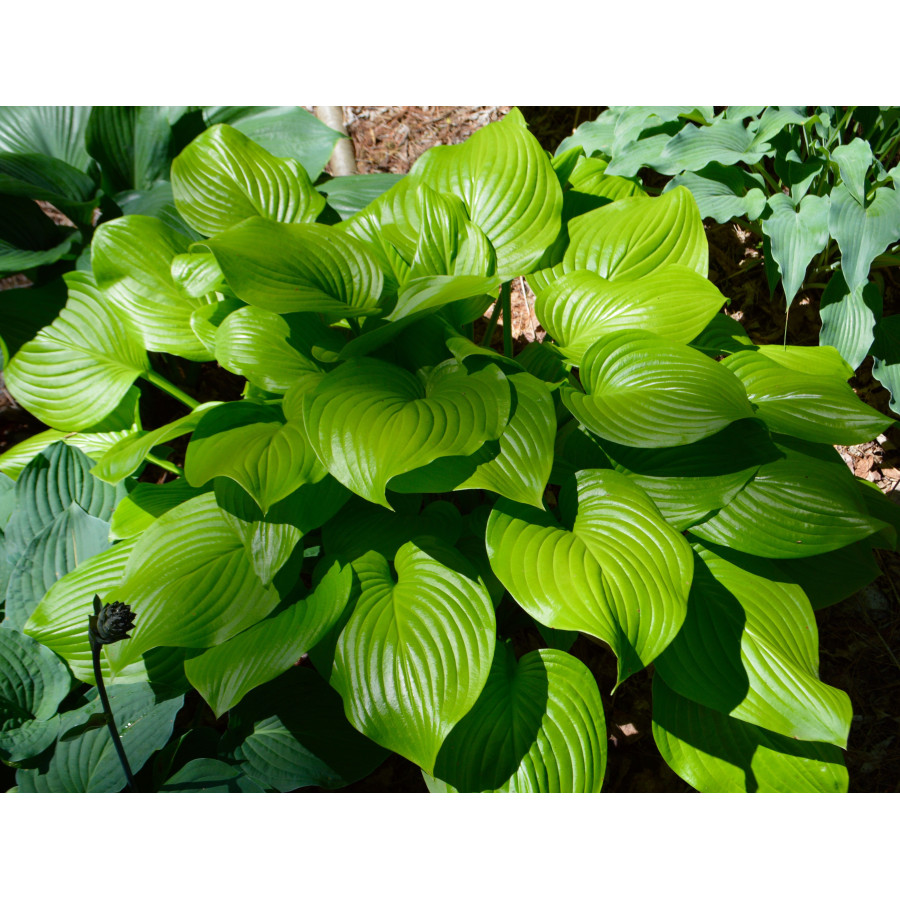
144;370;199;410
500;281;513;357
750;162;781;194
480;298;503;348
145;452;185;477
91;642;137;792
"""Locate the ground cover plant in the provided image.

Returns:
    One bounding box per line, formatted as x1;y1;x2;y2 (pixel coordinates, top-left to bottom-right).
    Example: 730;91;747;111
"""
560;107;900;407
1;106;897;792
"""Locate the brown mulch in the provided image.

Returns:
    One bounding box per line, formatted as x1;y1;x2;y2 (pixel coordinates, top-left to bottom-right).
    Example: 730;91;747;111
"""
1;107;898;792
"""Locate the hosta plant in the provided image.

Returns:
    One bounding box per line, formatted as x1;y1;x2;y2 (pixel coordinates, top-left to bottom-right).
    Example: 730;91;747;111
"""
1;107;896;793
560;106;900;408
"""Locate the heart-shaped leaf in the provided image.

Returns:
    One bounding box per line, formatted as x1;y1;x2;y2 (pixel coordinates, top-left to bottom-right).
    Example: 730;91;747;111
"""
332;540;496;772
0;106;93;172
819;273;882;370
831;137;873;208
303;357;510;508
4;272;149;431
667;163;766;223
562;329;754;448
433;644;607;792
486;469;693;684
171;124;325;237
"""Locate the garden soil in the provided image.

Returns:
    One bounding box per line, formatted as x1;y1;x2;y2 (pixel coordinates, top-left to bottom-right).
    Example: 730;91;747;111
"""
1;106;897;793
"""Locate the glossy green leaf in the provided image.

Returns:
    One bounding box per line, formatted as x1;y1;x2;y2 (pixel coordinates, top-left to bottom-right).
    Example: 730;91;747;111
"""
819;273;881;370
433;644;606;792
720;349;890;444
16;683;183;792
486;469;693;684
563;329;754;448
160;758;265;793
410;108;562;276
0;627;71;764
0;195;79;273
205;218;383;318
226;666;389;791
333;541;495;771
830;183;900;292
655;546;851;745
108;480;210;541
185;561;353;717
303;357;510;508
563;156;646;219
535;265;725;364
91;215;215;360
831;137;873;208
0;106;92;172
4;271;149;431
652;676;847;792
0;279;67;367
101;494;280;673
762;193;830;307
318;173;405;220
171;250;225;298
172;124;325;236
114;181;200;240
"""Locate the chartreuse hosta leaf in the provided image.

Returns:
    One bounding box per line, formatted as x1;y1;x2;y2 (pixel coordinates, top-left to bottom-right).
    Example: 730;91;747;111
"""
303;357;510;509
432;644;607;793
655;547;851;746
690;450;886;558
205;218;383;318
100;493;280;674
531;186;708;293
4;271;149;432
185;561;353;717
720;349;891;444
534;265;725;364
562;330;754;448
652;677;848;793
92;215;217;360
215;307;340;393
185;402;326;514
332;540;495;772
171;123;325;236
388;371;555;509
487;470;693;684
563;156;646;219
109;480;210;541
24;540;192;688
410;108;562;277
91;403;221;484
0;627;71;764
16;683;183;793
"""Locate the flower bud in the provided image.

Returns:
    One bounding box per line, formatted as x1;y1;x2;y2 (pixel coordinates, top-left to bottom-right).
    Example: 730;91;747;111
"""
89;597;136;646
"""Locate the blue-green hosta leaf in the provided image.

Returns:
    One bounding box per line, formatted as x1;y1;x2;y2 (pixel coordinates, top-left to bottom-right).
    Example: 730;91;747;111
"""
91;403;220;484
171;124;325;237
433;644;606;793
872;314;900;414
0;627;71;764
185;402;326;514
720;349;891;444
667;163;767;223
85;106;188;193
303;357;510;508
216;306;345;391
2;442;125;561
831;137;874;208
100;494;280;673
410;108;563;277
109;480;210;541
16;683;183;793
185;561;353;717
4;271;149;431
318;173;405;220
333;541;495;772
655;547;851;746
0;106;92;172
761;193;830;307
227;666;389;791
819;273;881;370
563;330;754;448
205;218;383;318
486;470;693;684
0;152;98;227
388;371;555;509
91;215;214;360
535;266;725;364
160;758;265;793
830;183;900;292
690;453;885;558
203;106;341;180
652;676;847;793
3;503;110;631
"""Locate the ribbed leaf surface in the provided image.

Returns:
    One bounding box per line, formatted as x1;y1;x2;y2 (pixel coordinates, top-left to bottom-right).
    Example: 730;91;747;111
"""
433;644;606;792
